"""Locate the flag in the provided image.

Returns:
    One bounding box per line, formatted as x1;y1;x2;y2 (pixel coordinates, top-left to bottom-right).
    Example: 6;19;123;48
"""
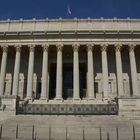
67;5;72;15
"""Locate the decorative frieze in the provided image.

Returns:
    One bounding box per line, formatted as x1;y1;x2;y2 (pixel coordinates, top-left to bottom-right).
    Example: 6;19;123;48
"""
18;103;118;115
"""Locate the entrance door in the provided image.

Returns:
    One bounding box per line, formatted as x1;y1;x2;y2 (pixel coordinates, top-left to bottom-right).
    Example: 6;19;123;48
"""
63;64;73;99
63;63;86;99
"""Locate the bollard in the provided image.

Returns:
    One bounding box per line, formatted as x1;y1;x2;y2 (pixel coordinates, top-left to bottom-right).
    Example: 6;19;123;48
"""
32;125;35;140
107;132;110;140
66;127;67;140
34;132;37;140
133;126;135;140
100;127;102;140
49;126;51;140
0;125;2;139
66;127;70;140
16;124;18;139
116;127;119;140
83;127;85;140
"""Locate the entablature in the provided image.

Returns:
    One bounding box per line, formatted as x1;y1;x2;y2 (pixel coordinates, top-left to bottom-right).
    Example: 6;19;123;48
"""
0;41;140;48
0;30;139;37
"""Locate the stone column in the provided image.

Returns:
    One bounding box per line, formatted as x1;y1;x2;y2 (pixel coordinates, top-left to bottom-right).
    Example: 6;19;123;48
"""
87;44;95;99
101;44;109;98
73;43;80;100
0;45;8;96
12;44;21;96
129;44;139;96
55;43;63;100
26;45;35;99
115;44;124;96
41;44;49;100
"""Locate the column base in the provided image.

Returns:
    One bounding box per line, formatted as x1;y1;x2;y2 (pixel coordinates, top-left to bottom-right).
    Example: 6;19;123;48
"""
88;97;95;100
55;97;63;101
25;97;32;100
73;97;81;100
40;97;48;100
103;96;111;100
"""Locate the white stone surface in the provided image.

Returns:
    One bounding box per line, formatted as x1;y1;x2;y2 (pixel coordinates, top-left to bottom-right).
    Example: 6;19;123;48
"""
0;18;139;117
26;45;35;98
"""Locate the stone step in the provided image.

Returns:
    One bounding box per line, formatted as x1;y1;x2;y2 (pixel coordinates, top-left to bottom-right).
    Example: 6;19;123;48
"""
0;115;140;140
0;125;138;140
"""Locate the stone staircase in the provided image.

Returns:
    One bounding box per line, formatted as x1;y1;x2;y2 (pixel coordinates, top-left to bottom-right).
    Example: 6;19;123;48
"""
0;115;140;139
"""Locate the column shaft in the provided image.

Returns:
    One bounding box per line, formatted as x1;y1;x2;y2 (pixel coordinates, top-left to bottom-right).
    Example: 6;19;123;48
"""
41;44;49;99
73;43;80;99
129;44;139;96
56;43;63;100
0;45;8;96
12;45;21;96
26;45;35;98
87;44;95;99
101;44;109;98
115;44;124;96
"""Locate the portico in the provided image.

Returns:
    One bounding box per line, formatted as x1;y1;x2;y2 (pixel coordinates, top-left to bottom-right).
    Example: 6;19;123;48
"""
0;18;140;115
0;43;139;101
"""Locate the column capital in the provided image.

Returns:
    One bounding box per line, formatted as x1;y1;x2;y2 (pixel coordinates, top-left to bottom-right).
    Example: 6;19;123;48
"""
114;44;122;52
87;43;94;51
56;43;63;51
28;44;35;52
129;43;136;52
1;44;8;52
42;44;49;51
14;44;22;52
100;44;108;51
72;43;80;52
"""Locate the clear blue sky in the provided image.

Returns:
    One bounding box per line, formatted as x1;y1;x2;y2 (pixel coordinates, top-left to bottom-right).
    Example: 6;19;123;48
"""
0;0;139;19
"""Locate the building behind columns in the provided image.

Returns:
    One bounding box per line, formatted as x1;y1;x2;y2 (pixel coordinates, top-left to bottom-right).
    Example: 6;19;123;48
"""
0;18;140;116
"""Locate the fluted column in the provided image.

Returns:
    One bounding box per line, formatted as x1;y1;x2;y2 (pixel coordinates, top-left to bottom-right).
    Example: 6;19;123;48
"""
101;44;109;98
55;43;63;100
26;45;35;99
73;43;80;100
12;45;21;96
0;45;8;96
87;44;95;99
129;44;139;96
115;44;124;96
41;44;49;100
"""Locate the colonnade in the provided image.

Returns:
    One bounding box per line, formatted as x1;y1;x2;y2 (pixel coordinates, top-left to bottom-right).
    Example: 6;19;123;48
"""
0;43;139;100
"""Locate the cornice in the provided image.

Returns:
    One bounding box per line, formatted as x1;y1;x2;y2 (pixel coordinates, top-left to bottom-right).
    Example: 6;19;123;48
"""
0;18;139;36
0;30;139;37
0;18;140;23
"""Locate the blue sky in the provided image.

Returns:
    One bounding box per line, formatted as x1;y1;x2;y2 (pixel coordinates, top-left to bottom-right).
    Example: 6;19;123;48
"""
0;0;139;19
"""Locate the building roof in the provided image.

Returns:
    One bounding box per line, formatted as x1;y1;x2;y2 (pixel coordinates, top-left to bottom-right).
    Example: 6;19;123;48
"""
0;18;139;33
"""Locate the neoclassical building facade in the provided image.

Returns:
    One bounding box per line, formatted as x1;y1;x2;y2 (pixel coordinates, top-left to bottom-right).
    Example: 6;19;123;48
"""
0;18;140;116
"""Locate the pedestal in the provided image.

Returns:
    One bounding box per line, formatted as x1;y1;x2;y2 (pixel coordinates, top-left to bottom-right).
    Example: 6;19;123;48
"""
0;96;17;115
118;96;140;117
